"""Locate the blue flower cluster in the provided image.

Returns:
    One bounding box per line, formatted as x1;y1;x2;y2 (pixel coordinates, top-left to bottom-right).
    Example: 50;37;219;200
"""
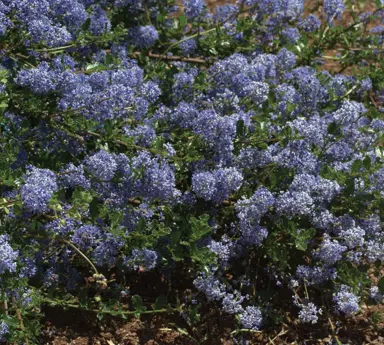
0;321;8;342
20;166;58;214
333;285;360;315
298;302;322;324
0;235;18;275
192;167;243;204
124;248;158;271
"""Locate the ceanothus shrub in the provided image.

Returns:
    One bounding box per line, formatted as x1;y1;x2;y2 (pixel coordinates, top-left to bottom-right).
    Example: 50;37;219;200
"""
0;0;383;343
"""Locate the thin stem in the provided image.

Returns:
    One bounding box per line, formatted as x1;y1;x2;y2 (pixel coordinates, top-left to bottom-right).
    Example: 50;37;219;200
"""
0;200;16;208
13;297;30;345
84;130;173;158
161;27;217;58
3;299;8;316
62;239;99;275
50;123;85;142
131;51;211;64
47;97;111;119
22;234;99;276
42;298;181;316
231;328;262;335
268;328;288;345
162;2;259;58
303;280;310;300
328;316;342;345
34;44;76;53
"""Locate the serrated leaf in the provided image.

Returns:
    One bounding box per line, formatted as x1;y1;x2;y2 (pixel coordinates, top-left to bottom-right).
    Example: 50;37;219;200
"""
189;215;212;242
295;240;307;251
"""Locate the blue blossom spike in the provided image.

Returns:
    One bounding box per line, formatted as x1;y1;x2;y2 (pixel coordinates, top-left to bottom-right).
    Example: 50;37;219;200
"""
20;166;58;214
131;25;159;48
333;285;360;315
0;235;18;275
85;150;117;181
324;0;345;23
239;306;263;331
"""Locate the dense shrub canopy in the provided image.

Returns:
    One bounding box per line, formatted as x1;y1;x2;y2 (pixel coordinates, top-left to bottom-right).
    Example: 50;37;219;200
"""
0;0;383;343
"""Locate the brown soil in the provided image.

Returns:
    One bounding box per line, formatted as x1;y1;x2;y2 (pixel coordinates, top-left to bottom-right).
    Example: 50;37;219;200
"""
39;302;384;345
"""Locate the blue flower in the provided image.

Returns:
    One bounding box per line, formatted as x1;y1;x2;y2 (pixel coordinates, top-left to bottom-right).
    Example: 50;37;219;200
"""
299;15;321;32
298;302;322;324
324;0;345;22
192;167;243;204
131;25;159;48
125;248;158;271
0;321;9;341
182;0;205;19
85;150;117;181
20;166;58;214
239;306;263;331
0;235;18;275
89;6;111;36
333;285;360;315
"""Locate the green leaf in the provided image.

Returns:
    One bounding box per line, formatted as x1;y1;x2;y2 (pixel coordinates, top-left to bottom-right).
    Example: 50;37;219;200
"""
295;240;307;251
179;15;187;27
156;14;165;24
86;62;101;71
189;215;212;242
89;198;99;219
344;177;355;196
294;228;316;250
236;119;245;137
190;245;215;265
300;228;316;240
132;295;147;316
152;295;167;310
12;201;23;216
337;261;371;289
269;170;277;188
378;277;384;295
375;0;383;9
104;119;113;137
82;18;91;31
327;122;338;135
3;178;15;186
168;244;185;261
351;159;362;173
188;304;201;323
105;53;114;65
72;189;93;204
363;156;371;170
287;221;297;235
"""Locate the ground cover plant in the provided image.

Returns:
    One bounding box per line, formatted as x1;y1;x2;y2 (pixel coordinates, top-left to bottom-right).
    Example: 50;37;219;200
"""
0;0;383;344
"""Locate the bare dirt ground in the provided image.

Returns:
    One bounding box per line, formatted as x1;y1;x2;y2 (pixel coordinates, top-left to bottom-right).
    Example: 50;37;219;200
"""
40;303;384;345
